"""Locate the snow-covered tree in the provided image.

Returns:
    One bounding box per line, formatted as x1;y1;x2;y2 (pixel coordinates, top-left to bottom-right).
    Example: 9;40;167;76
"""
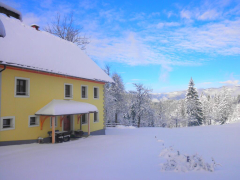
218;87;233;124
104;70;126;125
185;78;204;126
200;94;213;125
131;84;152;127
111;73;125;123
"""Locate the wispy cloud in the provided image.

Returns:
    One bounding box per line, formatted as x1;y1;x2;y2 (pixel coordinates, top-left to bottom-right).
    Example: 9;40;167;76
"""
180;10;192;19
13;0;240;68
159;64;172;82
220;80;239;85
156;22;181;29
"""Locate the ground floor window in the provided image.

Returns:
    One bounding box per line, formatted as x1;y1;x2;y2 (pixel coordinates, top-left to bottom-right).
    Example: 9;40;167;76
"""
94;112;99;122
81;114;87;124
1;116;15;131
50;117;57;127
28;115;39;127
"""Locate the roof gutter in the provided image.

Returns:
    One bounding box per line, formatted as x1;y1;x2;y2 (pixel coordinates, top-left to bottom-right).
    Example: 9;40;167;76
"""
3;62;111;84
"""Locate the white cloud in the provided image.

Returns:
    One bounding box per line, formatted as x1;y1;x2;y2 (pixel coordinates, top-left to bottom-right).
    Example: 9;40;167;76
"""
197;9;220;20
156;22;181;29
219;80;239;85
170;18;240;55
180;10;191;19
159;64;172;82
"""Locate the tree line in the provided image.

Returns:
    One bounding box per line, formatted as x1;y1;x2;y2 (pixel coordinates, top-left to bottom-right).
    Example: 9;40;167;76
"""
104;67;240;128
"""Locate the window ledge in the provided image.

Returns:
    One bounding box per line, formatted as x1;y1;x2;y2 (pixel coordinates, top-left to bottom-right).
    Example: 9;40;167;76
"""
64;97;73;99
1;127;15;131
29;125;39;128
14;95;30;98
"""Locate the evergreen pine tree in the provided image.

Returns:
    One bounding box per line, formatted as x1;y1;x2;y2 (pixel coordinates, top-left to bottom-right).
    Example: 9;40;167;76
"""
185;78;204;126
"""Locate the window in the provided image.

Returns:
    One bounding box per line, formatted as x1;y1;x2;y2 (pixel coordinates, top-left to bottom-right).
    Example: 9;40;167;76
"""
1;116;15;131
94;112;99;122
64;83;73;99
15;77;30;97
93;87;99;99
28;115;39;127
81;114;87;124
81;85;88;99
50;117;57;127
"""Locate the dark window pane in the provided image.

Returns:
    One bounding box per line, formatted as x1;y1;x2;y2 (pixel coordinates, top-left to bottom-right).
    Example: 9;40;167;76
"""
82;87;86;98
30;117;36;125
3;119;11;128
65;85;71;97
82;114;86;124
17;79;27;95
94;112;98;122
94;88;98;98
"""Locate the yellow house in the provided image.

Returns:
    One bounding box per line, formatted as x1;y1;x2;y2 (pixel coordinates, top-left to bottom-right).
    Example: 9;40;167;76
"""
0;5;113;146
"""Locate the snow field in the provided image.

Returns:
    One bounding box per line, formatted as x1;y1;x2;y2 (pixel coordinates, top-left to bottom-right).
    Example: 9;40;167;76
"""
0;122;240;180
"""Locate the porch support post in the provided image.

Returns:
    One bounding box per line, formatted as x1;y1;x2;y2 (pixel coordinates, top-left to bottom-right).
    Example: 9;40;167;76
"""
88;113;90;136
52;116;55;144
80;115;82;131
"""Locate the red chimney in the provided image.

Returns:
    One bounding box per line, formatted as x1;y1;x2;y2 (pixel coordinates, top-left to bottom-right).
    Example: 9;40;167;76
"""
31;24;39;31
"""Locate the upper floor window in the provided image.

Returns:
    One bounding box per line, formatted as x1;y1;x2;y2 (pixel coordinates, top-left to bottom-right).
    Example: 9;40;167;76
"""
81;85;88;99
94;87;99;99
15;77;30;97
1;116;15;131
64;83;73;99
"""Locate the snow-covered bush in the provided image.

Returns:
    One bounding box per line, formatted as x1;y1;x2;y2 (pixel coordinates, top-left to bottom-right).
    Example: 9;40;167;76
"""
160;147;220;172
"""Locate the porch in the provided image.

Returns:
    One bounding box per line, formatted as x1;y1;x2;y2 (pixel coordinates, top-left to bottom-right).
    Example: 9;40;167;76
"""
35;99;98;143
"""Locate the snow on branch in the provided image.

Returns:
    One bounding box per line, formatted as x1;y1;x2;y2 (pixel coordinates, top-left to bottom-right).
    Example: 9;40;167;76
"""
159;146;221;172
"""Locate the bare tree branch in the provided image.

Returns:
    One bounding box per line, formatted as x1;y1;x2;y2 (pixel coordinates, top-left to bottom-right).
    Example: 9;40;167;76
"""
44;12;90;50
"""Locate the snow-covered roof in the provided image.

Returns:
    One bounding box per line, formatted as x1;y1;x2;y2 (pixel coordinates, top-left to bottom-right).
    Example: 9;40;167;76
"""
0;19;5;37
35;99;98;116
0;2;22;21
0;14;114;83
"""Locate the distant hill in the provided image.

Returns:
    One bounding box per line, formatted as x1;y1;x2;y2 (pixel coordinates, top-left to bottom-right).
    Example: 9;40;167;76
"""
151;86;240;102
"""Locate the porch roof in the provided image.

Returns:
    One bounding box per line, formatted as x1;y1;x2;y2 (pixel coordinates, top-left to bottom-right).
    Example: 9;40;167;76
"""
35;99;98;116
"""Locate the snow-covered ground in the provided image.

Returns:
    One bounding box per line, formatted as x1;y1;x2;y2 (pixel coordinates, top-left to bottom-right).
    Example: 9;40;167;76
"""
0;122;240;180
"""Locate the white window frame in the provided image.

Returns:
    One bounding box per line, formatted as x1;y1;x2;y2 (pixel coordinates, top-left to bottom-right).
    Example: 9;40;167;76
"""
81;85;88;99
14;77;30;98
28;115;39;127
0;116;15;131
93;112;99;123
93;87;99;99
50;117;57;128
81;114;88;125
64;83;73;99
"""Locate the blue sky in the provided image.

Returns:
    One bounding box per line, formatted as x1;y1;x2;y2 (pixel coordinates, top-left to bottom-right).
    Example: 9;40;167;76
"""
3;0;240;93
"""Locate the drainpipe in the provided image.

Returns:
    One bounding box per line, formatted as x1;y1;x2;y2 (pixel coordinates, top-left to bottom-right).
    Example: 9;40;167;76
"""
0;64;6;123
0;64;6;73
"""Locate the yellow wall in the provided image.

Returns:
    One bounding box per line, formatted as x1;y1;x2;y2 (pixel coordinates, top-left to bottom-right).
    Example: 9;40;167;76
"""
0;68;105;142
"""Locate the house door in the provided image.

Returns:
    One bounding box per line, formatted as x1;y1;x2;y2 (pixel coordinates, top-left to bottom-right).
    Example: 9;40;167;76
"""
64;115;71;131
